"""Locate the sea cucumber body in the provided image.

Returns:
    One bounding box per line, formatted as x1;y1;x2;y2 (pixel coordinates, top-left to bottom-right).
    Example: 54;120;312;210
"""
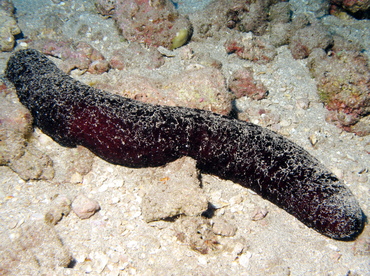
5;49;364;240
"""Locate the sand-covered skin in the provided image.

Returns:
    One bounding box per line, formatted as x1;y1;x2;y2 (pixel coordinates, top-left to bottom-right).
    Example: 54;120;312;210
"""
0;0;369;275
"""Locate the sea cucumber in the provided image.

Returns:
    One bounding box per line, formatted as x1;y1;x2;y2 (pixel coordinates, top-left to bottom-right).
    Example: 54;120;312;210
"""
5;49;364;240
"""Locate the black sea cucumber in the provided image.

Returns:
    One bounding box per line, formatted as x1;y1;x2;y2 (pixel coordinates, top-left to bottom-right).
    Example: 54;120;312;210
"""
5;49;364;240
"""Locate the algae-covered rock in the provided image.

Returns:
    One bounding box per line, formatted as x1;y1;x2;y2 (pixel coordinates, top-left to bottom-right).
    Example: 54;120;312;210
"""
308;49;370;136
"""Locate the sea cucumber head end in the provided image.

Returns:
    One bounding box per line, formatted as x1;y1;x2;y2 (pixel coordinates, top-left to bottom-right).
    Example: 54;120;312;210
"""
316;190;365;241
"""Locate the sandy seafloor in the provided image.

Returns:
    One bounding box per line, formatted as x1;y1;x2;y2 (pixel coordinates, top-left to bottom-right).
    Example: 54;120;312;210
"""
0;0;370;275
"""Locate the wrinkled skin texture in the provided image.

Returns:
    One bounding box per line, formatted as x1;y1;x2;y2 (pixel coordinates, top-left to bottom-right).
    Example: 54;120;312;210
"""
5;49;365;240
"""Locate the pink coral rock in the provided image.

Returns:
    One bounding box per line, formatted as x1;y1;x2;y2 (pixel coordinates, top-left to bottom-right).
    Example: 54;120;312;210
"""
72;194;100;219
96;0;192;49
225;32;277;64
228;68;268;100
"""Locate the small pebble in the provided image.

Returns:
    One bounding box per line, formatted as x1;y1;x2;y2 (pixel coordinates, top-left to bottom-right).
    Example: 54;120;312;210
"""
251;207;268;221
296;98;310;110
111;197;120;204
19;41;28;48
212;218;237;237
357;173;368;183
229;195;243;205
70;172;83;183
72;194;100;219
309;134;318;146
98;183;109;192
84;264;93;274
93;252;109;273
280;119;291;127
238;251;252;268
331;167;344;179
232;242;245;256
44;195;71;225
111;179;124;188
198;256;208;266
157;46;175;57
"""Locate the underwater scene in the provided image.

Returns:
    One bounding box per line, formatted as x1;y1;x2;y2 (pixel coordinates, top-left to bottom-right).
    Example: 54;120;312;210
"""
0;0;369;274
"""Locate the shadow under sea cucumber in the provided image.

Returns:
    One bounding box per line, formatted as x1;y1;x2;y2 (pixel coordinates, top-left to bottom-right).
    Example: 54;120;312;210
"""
5;49;365;240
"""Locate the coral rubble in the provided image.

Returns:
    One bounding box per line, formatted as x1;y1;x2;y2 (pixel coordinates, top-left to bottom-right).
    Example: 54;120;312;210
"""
29;39;109;74
308;49;370;136
0;0;21;52
95;0;192;49
225;32;277;64
228;68;268;100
